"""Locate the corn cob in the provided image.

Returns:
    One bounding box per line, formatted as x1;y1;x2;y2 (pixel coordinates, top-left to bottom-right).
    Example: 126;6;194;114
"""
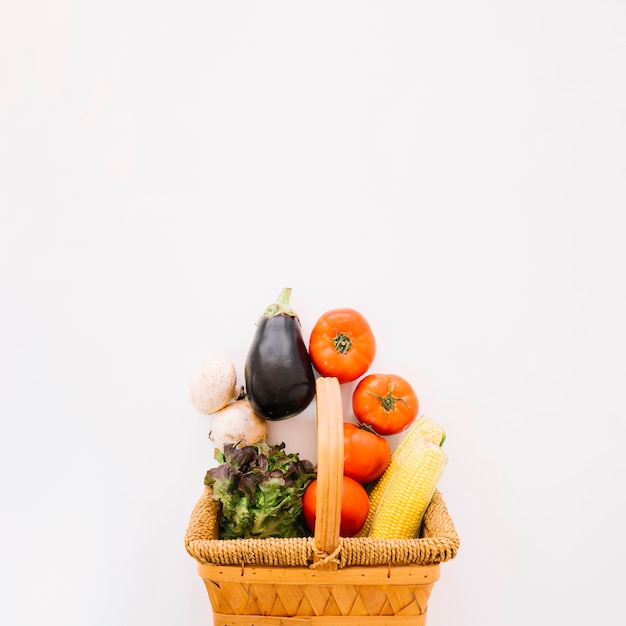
395;416;446;451
358;416;447;538
368;439;447;539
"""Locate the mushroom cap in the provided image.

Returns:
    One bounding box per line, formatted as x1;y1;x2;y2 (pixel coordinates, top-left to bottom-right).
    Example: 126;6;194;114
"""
208;399;268;448
189;357;238;415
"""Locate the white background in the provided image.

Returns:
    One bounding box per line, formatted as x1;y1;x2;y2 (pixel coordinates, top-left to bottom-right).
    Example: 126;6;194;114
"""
1;2;625;626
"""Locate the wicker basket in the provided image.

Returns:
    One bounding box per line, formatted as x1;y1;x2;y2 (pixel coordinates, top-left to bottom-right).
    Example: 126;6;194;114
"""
185;377;459;625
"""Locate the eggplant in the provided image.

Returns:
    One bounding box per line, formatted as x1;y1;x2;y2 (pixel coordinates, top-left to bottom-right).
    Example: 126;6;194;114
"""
244;288;316;420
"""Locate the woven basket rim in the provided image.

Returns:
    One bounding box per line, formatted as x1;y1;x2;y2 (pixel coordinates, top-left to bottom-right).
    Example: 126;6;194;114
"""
184;484;459;569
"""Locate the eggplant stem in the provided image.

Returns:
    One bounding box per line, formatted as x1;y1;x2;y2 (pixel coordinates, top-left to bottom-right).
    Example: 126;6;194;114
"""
264;287;297;320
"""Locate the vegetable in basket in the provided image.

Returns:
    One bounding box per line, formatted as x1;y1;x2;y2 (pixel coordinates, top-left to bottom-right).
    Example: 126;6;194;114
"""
189;357;243;415
244;288;316;420
302;474;370;537
343;422;390;484
308;307;376;383
360;416;447;539
208;399;268;450
352;373;419;436
204;441;316;539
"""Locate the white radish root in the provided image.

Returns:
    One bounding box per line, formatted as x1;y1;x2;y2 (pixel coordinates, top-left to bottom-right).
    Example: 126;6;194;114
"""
209;399;268;449
190;357;239;415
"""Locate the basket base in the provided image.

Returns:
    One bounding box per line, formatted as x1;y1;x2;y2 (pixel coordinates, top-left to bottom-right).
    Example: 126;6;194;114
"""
198;563;438;625
212;610;428;625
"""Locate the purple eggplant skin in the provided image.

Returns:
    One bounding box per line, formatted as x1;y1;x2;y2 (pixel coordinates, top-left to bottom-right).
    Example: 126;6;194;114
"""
244;288;316;421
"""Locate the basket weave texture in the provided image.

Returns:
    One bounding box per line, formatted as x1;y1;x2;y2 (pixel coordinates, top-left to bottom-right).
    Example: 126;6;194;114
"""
185;485;458;569
184;377;459;625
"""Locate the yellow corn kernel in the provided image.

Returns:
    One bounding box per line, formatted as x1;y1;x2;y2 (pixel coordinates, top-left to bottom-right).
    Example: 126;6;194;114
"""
395;416;446;453
367;440;447;539
356;459;397;537
357;416;445;537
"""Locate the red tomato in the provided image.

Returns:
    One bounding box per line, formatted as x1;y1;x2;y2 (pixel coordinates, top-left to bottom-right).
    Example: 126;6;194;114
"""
343;422;391;484
302;475;370;537
308;308;376;383
352;373;419;436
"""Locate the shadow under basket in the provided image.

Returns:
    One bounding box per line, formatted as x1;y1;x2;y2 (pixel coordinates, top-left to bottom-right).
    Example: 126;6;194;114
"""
185;378;460;626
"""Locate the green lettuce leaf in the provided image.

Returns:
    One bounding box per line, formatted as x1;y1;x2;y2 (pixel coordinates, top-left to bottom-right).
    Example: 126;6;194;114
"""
204;441;316;539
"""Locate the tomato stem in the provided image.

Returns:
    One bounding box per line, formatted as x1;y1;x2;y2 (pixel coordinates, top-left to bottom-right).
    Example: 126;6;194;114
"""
357;422;379;435
365;385;409;413
332;332;352;355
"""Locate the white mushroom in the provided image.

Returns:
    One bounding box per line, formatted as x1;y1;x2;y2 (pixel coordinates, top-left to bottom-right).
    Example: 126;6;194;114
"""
208;399;268;449
189;357;240;415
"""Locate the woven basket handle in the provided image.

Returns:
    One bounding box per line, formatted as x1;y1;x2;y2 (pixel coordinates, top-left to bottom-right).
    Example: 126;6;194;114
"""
313;377;344;569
